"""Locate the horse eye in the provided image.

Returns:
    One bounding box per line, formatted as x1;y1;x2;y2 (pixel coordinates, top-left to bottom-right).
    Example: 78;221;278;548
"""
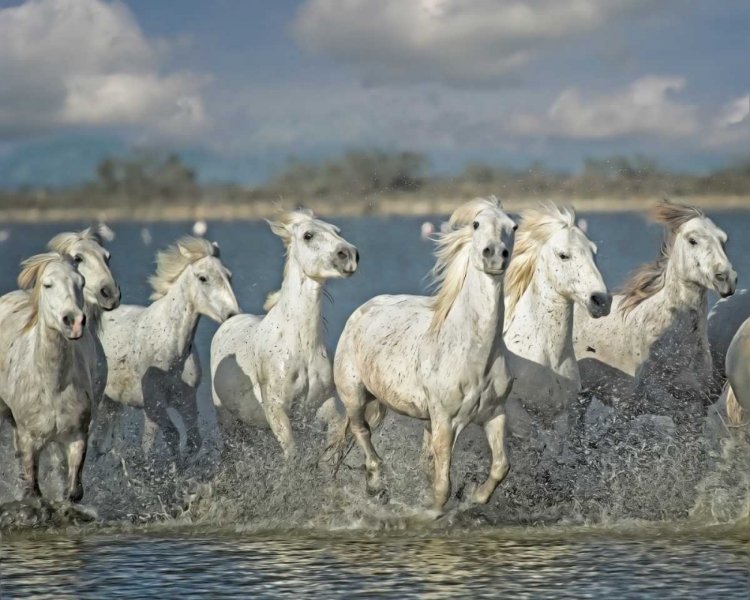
304;232;314;241
688;238;697;246
198;275;208;283
43;282;53;289
473;221;479;230
74;255;83;264
558;253;570;261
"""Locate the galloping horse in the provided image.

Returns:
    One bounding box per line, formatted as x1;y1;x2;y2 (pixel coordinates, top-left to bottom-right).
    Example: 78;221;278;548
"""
211;209;358;459
329;197;516;512
90;236;239;460
573;199;736;406
503;203;610;435
0;253;92;501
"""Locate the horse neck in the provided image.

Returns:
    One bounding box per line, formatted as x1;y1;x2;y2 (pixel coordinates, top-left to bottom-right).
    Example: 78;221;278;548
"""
513;268;574;361
33;322;75;385
269;260;324;350
146;277;200;359
84;302;103;336
656;260;708;320
441;261;504;352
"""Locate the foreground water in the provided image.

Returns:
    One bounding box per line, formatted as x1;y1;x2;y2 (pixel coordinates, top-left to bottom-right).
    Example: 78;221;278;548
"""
2;526;748;598
0;211;749;596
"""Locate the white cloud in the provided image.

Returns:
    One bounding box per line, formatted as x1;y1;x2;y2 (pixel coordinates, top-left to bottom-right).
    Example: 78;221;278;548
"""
294;0;648;85
705;93;750;147
511;76;699;138
0;0;206;139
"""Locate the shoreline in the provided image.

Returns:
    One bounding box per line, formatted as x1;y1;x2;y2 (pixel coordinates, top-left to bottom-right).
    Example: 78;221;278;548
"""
0;194;748;223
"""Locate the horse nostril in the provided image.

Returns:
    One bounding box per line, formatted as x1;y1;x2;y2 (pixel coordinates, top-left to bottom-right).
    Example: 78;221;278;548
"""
355;250;360;264
100;287;111;299
338;251;348;261
590;294;603;307
715;272;727;282
483;247;493;258
63;315;71;327
501;249;509;259
80;314;86;328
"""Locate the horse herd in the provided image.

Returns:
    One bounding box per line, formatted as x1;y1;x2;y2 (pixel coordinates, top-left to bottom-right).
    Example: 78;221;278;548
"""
0;196;748;515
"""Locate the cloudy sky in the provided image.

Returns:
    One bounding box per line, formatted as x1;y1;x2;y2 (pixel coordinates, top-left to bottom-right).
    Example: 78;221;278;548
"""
0;0;747;185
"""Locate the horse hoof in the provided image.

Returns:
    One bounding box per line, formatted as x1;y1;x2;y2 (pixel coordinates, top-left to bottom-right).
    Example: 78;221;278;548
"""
67;484;84;504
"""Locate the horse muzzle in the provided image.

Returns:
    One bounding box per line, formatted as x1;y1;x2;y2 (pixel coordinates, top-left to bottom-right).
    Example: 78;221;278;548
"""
334;244;358;277
98;284;121;311
586;291;612;318
715;270;738;298
62;311;86;340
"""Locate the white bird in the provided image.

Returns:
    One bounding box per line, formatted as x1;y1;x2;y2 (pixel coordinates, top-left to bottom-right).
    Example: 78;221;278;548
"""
98;223;115;242
0;229;9;243
421;222;435;240
577;218;588;233
141;228;152;246
193;220;208;237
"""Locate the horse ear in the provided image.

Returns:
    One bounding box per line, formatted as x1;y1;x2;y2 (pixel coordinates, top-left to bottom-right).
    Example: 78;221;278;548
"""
178;243;192;259
211;240;221;257
267;219;292;244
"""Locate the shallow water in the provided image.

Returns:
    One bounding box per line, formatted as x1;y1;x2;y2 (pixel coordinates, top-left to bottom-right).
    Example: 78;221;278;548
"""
2;526;748;598
1;212;749;596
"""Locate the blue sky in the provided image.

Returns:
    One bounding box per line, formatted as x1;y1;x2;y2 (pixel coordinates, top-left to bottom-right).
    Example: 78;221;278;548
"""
0;0;747;187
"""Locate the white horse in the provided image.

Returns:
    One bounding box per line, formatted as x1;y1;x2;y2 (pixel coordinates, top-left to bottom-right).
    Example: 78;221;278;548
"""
723;316;750;426
90;236;239;460
707;290;750;380
47;226;121;320
503;203;610;434
573;199;736;403
0;253;92;501
211;209;358;459
329;197;516;512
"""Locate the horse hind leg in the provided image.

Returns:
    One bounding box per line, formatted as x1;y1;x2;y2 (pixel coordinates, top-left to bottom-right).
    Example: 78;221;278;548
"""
474;411;510;505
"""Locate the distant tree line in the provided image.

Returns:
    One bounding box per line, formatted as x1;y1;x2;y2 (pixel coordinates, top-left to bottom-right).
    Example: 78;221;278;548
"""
1;149;750;210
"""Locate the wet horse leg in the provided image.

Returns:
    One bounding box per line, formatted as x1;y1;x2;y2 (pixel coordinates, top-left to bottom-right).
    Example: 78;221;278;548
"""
143;389;181;460
64;433;87;503
474;411;510;505
430;416;454;512
260;381;297;459
16;429;41;499
169;382;202;456
420;422;433;473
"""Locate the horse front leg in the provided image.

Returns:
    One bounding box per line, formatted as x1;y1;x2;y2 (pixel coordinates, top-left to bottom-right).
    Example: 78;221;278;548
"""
16;430;41;500
430;416;455;512
64;433;87;503
168;382;202;457
474;410;509;505
263;384;297;460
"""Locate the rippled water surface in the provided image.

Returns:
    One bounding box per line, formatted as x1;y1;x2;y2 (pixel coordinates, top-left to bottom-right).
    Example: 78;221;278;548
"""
2;528;748;599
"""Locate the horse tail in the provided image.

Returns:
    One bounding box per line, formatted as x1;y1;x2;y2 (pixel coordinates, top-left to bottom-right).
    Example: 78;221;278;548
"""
323;414;353;475
322;401;387;474
725;383;745;426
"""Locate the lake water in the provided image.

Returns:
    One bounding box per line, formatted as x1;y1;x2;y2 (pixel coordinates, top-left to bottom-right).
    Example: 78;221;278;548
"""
2;526;748;598
0;210;748;597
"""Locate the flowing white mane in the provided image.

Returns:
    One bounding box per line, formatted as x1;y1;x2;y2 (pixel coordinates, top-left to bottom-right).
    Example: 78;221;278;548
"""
427;196;503;333
17;252;71;332
619;198;704;315
47;225;105;255
149;236;219;301
504;202;577;320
